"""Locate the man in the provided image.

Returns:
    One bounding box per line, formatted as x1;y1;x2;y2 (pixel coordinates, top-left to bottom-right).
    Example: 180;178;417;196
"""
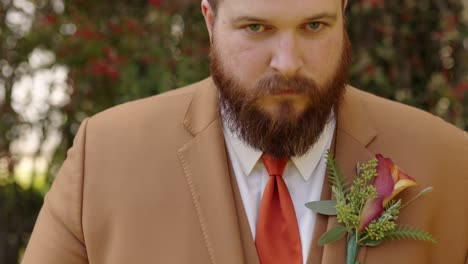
22;0;467;263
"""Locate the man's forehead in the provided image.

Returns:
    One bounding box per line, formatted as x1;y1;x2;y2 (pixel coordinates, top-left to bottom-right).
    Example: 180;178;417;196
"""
217;0;342;21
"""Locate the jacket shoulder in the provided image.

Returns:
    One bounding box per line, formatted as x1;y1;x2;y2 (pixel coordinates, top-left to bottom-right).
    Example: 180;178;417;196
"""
348;87;467;180
85;78;210;132
349;87;467;146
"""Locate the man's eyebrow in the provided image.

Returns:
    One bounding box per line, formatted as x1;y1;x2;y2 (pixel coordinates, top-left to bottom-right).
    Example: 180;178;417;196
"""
303;12;338;21
231;16;270;24
230;12;338;25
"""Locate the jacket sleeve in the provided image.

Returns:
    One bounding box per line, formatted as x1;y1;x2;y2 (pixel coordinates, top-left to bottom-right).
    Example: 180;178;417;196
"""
21;119;90;264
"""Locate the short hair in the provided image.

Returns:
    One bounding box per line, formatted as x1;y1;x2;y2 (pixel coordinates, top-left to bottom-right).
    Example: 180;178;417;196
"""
207;0;345;13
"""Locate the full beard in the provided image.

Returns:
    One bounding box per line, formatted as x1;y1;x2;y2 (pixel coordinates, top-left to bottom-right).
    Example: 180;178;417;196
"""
211;31;352;157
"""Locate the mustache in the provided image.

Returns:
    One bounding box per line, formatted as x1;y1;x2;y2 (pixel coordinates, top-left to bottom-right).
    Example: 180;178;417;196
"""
253;74;318;96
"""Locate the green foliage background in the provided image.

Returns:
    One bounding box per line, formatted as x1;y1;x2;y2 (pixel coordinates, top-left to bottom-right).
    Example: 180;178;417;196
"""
0;0;467;263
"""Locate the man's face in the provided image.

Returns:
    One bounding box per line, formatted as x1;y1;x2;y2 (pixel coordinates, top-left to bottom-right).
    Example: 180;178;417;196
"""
205;0;350;157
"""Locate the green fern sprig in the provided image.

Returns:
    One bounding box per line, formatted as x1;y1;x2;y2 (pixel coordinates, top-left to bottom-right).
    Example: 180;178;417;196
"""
386;225;437;243
326;153;348;201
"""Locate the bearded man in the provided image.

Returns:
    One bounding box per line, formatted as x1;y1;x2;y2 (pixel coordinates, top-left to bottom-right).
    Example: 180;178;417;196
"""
22;0;467;264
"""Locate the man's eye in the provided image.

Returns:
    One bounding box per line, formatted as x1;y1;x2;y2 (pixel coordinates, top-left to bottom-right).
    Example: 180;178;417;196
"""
246;24;265;33
305;22;323;32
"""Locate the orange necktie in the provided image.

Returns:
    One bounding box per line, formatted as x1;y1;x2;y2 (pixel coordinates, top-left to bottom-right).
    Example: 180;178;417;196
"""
255;154;302;264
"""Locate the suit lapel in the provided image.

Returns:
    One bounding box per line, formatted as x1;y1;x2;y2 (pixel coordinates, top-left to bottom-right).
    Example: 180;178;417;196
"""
178;79;244;264
227;156;261;264
308;87;378;264
319;130;375;264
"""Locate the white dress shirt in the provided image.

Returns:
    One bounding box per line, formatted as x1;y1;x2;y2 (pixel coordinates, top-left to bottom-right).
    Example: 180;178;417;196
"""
222;116;335;264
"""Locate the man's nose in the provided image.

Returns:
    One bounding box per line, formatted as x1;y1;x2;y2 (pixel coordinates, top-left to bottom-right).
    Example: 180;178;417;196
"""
269;34;304;78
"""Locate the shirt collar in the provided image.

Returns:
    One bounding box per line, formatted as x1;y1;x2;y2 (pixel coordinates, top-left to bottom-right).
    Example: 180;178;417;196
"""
222;113;336;181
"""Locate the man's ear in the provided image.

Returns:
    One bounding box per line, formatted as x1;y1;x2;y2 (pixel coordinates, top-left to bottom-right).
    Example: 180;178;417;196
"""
343;0;348;11
201;0;215;42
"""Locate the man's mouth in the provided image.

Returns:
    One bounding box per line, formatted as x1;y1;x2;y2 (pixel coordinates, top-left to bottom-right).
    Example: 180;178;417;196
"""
270;89;301;96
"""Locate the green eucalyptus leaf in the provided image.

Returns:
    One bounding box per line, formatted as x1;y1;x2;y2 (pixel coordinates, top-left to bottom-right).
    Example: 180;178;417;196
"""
318;225;348;246
364;239;384;247
347;233;359;264
305;200;337;215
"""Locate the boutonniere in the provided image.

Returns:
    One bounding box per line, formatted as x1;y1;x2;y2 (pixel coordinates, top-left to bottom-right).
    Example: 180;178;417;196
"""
306;153;436;264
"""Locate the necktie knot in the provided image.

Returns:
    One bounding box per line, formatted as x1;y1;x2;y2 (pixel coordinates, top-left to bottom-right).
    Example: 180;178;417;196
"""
261;153;288;177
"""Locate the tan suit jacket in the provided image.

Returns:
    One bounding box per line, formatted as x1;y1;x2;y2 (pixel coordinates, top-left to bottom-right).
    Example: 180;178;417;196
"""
22;78;468;264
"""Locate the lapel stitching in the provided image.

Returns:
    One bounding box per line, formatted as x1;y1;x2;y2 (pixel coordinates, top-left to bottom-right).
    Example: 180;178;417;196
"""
178;148;216;264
